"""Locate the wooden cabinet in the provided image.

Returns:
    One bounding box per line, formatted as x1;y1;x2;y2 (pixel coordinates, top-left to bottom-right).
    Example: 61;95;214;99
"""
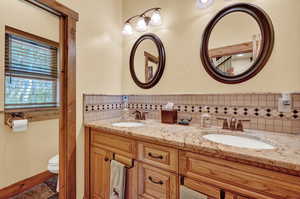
182;177;222;199
91;130;137;158
179;151;300;199
85;128;300;199
90;147;111;199
138;163;178;199
137;142;178;172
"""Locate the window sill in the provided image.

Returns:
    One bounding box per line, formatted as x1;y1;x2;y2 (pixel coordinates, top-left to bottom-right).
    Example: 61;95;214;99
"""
4;107;60;122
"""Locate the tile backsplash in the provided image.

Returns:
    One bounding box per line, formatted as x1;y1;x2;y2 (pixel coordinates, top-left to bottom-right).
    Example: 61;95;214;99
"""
83;95;123;122
83;93;300;134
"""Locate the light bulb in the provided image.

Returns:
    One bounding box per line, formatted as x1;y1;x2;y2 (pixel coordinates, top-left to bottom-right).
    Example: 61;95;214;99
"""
150;10;162;26
136;17;148;32
196;0;214;9
122;23;133;35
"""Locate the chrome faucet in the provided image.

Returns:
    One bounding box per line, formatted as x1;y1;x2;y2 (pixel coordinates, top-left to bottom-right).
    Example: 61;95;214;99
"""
132;110;148;120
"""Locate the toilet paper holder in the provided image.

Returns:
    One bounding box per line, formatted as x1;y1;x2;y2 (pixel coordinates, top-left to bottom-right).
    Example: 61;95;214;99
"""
6;112;26;128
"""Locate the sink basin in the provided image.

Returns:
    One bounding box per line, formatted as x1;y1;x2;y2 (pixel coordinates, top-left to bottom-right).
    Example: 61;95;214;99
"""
112;122;144;128
203;134;275;150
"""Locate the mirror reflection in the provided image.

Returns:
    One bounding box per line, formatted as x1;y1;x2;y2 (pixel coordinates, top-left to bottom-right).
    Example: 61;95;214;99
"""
208;12;262;76
134;39;159;83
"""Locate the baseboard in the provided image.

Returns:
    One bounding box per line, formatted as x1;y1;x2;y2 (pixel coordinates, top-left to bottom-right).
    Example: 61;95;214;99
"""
0;171;55;199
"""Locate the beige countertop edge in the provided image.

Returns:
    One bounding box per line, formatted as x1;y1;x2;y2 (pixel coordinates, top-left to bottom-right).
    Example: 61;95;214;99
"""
85;124;186;148
85;122;300;174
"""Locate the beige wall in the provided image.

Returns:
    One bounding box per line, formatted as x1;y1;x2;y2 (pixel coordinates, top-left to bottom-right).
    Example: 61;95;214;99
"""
56;0;123;198
0;0;59;188
3;0;299;198
0;0;123;197
122;0;300;94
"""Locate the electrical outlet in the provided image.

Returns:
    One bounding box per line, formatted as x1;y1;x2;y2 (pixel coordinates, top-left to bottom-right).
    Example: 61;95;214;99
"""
278;93;292;113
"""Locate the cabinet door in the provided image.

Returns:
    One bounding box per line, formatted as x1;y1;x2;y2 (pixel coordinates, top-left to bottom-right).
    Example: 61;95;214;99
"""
91;147;112;199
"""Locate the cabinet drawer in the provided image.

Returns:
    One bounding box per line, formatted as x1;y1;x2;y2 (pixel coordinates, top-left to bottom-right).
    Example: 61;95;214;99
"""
91;130;136;158
183;177;221;199
138;142;178;172
179;151;300;199
138;163;178;199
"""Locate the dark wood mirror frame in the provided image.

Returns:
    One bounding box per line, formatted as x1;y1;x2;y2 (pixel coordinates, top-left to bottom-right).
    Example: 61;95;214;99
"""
130;33;166;89
200;3;274;84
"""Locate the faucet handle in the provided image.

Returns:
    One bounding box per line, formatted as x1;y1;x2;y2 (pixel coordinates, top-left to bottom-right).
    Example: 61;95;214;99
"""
141;111;148;120
236;119;251;131
132;110;142;120
217;118;229;129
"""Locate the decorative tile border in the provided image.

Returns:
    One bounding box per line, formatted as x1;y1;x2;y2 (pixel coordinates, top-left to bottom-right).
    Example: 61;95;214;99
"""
83;95;123;122
83;93;300;134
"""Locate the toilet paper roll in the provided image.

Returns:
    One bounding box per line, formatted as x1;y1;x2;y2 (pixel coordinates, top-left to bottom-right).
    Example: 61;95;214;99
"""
12;119;28;132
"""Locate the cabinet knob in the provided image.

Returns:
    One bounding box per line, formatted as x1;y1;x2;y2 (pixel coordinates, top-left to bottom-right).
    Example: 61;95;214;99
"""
104;157;109;162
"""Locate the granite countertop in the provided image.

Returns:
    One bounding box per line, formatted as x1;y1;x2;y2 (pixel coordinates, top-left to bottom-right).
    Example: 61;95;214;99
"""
85;119;300;172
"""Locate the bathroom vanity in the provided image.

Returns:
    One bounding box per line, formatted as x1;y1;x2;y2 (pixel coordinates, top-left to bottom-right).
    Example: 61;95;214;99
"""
84;120;300;199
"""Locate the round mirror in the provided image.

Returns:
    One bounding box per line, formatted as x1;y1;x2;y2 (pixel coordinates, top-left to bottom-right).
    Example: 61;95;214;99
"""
201;3;274;84
130;33;165;89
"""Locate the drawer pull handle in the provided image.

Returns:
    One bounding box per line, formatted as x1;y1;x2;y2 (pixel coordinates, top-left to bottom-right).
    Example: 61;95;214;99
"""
148;153;163;159
148;176;163;185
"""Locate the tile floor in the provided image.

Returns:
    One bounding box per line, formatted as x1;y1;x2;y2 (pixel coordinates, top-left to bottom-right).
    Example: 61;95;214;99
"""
10;175;58;199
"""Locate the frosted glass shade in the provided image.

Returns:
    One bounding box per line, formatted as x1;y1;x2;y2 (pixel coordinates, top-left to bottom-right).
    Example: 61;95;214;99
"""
196;0;214;9
150;10;162;26
136;17;148;32
122;23;133;35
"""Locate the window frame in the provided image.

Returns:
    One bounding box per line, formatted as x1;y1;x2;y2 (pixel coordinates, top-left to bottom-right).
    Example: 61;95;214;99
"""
4;26;60;112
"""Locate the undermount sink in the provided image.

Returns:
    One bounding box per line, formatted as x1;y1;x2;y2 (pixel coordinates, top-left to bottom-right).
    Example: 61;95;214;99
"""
112;122;144;128
203;134;275;150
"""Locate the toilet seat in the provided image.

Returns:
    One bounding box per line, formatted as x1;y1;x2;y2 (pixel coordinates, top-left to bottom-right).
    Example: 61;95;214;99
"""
48;155;59;174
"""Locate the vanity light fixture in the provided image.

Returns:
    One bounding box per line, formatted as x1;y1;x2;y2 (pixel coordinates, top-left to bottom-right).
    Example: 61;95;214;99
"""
196;0;231;9
196;0;214;9
122;8;162;35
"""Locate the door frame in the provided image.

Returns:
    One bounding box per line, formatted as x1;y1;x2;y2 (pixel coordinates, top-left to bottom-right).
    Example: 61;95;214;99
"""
24;1;79;199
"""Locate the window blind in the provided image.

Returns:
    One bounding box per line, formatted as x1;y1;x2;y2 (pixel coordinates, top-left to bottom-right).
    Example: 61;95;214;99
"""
5;33;59;109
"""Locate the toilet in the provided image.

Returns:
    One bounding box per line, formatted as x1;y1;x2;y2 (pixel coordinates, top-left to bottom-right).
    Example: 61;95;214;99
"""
48;155;59;174
48;155;59;192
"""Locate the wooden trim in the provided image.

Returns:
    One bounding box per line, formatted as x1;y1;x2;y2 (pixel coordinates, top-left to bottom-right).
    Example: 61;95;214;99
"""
0;171;55;199
59;16;77;199
144;51;159;82
22;1;79;199
84;127;91;199
144;51;159;64
209;41;253;58
24;0;79;21
5;26;59;48
5;107;59;113
4;109;59;123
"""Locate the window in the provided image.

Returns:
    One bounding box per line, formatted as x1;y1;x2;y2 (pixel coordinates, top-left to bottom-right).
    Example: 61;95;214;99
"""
5;26;59;110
